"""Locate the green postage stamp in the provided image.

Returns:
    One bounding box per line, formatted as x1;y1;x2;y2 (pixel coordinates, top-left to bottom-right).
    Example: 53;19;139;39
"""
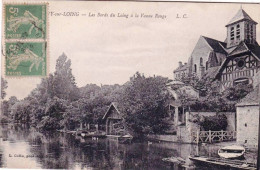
5;4;46;39
4;3;48;77
5;42;46;76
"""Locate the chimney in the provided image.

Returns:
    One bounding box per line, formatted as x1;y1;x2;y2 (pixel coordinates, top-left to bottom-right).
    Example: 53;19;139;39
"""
179;61;183;68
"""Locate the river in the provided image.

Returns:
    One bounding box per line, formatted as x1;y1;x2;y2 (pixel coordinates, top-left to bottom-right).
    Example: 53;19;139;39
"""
0;124;256;169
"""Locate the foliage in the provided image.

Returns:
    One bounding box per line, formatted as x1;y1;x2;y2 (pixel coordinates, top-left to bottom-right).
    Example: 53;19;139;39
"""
5;53;126;132
1;77;8;99
121;72;170;137
52;53;80;101
177;73;200;90
0;115;9;123
10;100;31;123
222;83;253;101
192;113;228;131
178;74;253;112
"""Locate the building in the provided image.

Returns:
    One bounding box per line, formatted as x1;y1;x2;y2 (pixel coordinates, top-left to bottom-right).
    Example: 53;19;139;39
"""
174;8;260;91
173;62;189;80
236;87;259;147
188;36;227;79
102;102;125;135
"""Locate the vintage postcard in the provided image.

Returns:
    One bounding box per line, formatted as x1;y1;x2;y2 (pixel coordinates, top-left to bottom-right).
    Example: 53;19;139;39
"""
1;0;260;169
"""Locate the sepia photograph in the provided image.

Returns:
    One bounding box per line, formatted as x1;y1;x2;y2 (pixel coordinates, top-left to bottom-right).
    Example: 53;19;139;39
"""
1;0;260;169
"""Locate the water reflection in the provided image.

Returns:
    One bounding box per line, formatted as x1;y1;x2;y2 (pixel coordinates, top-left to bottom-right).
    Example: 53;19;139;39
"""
0;124;254;169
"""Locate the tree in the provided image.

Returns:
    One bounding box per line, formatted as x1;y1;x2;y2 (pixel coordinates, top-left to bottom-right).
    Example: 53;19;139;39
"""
52;53;80;101
1;77;8;99
37;97;68;130
6;53;82;130
177;73;253;112
10;100;31;123
121;72;170;137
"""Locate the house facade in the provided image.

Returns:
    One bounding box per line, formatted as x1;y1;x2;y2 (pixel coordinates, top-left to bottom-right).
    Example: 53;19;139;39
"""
174;8;260;91
236;87;259;147
173;62;189;80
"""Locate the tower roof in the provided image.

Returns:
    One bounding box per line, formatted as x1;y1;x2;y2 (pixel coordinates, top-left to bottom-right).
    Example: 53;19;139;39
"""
226;8;257;27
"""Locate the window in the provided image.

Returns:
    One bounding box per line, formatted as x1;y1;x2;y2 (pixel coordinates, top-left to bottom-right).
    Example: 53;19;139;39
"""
246;23;250;40
230;27;234;40
237;59;245;69
206;61;208;70
250;25;254;43
200;57;203;66
194;64;197;73
246;23;254;43
236;24;240;39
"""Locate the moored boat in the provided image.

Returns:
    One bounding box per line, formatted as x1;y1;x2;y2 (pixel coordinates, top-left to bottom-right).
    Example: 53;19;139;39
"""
162;156;186;164
189;156;256;170
218;145;245;159
118;134;133;144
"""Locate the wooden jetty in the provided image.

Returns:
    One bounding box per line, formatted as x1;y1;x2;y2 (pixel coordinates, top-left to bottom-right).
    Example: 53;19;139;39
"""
189;156;256;170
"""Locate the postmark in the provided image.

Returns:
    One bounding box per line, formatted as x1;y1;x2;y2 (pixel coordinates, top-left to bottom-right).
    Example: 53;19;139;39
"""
5;42;46;76
5;4;46;40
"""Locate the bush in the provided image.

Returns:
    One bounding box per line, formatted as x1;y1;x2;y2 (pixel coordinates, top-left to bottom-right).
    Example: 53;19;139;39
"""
0;115;9;123
195;113;228;131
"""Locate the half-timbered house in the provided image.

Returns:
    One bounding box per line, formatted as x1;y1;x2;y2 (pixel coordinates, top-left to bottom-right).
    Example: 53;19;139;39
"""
174;8;260;91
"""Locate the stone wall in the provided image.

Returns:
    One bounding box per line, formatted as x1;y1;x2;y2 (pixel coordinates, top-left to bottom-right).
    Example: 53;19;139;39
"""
190;36;212;78
224;112;236;131
253;71;260;88
236;105;259;148
177;125;191;143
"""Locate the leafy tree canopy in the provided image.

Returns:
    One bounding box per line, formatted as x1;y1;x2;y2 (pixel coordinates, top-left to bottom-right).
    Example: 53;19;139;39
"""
120;72;170;137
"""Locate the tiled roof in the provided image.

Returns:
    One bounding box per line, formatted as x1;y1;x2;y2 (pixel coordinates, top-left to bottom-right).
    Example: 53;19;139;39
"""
102;102;122;120
236;87;259;106
226;8;257;26
246;43;260;60
228;41;249;56
228;42;260;59
203;66;220;79
202;36;227;54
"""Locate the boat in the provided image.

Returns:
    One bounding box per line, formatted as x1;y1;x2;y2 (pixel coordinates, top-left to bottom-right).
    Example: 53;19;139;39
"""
118;134;133;144
162;156;186;164
218;145;245;159
189;156;256;170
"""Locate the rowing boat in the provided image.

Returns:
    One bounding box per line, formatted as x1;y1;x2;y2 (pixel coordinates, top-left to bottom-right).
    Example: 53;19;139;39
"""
218;145;245;159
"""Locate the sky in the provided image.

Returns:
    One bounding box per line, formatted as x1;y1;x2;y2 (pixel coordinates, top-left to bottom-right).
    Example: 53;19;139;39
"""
2;1;260;99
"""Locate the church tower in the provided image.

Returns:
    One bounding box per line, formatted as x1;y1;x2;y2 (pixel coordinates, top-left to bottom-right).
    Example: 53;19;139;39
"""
226;8;258;48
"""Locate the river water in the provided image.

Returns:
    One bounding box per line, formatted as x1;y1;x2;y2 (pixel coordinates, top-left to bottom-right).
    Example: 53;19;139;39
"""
0;124;256;169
